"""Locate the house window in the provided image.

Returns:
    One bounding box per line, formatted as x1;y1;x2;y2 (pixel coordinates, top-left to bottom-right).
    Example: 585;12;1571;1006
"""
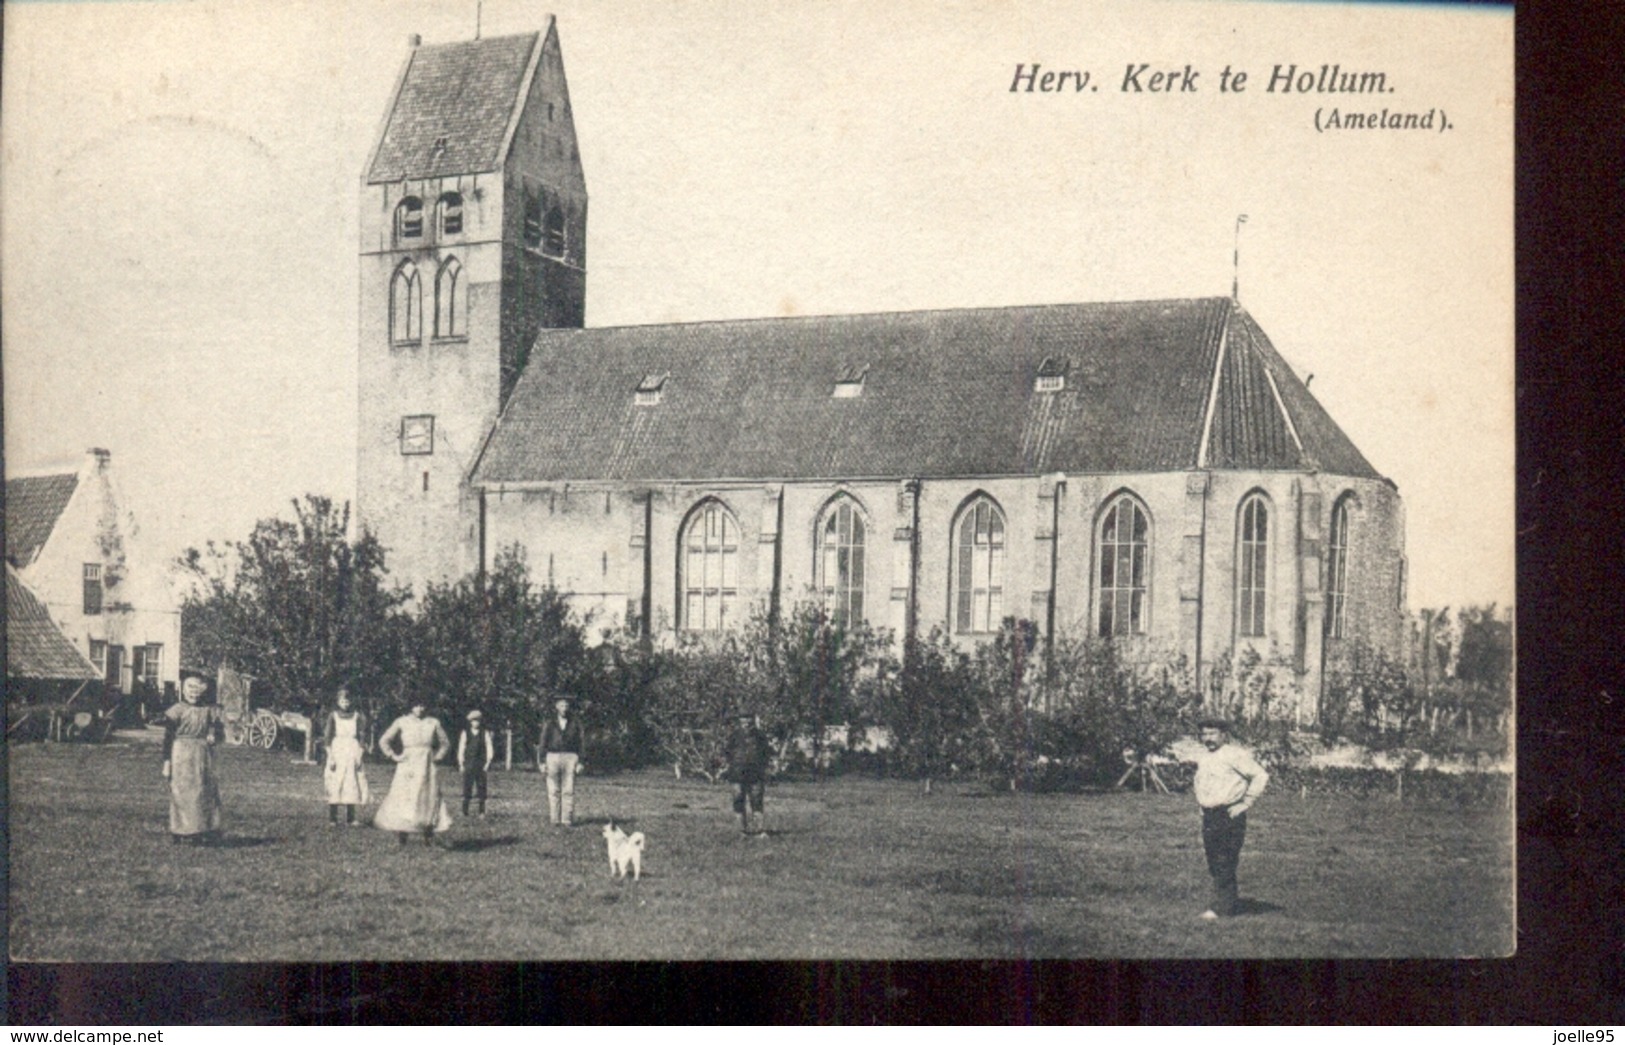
1238;493;1270;638
434;256;465;338
1097;493;1150;638
400;415;434;456
817;498;866;629
89;640;107;674
681;501;739;632
437;192;463;236
523;193;543;248
391;260;422;343
82;563;103;615
134;644;163;687
953;497;1006;633
1325;496;1352;639
543;206;567;257
395;195;423;240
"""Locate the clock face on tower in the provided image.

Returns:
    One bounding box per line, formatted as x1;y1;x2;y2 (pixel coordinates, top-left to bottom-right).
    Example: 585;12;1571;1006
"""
400;415;434;456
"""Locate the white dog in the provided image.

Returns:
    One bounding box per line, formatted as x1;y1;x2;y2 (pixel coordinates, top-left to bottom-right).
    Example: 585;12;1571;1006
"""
602;822;645;881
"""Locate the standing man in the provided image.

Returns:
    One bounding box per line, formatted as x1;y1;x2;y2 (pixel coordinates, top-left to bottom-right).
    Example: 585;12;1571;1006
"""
1192;716;1269;920
539;695;584;827
725;711;772;836
458;710;495;819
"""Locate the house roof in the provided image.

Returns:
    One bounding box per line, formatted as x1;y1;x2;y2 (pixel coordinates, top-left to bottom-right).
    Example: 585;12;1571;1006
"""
472;297;1382;485
366;31;541;183
6;565;98;681
5;472;77;567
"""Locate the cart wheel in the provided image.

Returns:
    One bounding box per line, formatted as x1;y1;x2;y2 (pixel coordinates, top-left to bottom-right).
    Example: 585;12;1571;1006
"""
252;713;278;749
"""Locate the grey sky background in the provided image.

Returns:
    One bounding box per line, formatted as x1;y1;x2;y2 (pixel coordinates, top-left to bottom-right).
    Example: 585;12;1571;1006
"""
2;0;1513;611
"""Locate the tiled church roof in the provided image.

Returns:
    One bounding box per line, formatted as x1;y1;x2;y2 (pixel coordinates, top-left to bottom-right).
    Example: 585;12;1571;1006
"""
473;298;1381;485
366;32;540;183
5;565;98;681
6;473;77;567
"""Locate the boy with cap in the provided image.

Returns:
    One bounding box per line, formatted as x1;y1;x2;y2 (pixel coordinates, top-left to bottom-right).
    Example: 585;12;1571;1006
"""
1192;716;1269;920
457;710;495;819
724;711;772;836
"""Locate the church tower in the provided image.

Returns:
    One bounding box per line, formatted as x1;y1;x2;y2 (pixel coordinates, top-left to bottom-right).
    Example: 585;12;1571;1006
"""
357;20;586;592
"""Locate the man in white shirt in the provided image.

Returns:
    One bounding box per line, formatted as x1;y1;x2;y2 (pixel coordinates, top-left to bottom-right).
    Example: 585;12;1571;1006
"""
1192;716;1269;920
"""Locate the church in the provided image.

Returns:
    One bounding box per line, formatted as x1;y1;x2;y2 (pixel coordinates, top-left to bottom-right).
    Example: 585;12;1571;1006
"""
355;21;1408;714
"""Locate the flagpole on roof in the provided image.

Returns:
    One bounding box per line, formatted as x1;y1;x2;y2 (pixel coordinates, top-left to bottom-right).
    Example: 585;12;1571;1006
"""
1232;214;1249;301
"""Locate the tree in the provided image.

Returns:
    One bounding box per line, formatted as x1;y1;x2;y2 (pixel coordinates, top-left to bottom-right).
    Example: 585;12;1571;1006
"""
409;546;598;744
1454;603;1513;742
641;633;753;782
966;618;1042;790
1039;635;1196;786
872;628;979;793
178;496;409;721
751;601;892;779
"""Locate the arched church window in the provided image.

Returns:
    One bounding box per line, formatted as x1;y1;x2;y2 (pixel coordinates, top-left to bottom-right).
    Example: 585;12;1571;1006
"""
390;260;421;344
543;206;567;257
1097;492;1150;638
1325;495;1353;639
816;497;866;629
395;196;423;240
523;193;542;248
437;192;463;236
952;496;1006;634
681;500;739;632
1237;492;1271;638
434;256;465;339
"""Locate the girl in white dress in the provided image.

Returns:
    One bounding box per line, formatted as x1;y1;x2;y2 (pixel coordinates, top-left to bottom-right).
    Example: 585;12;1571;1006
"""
373;701;453;845
322;687;370;826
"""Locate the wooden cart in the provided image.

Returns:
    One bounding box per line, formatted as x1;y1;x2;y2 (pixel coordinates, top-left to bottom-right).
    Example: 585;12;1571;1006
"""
217;666;279;749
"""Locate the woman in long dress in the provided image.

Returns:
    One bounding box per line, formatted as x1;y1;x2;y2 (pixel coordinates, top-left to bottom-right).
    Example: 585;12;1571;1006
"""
161;672;225;845
373;701;453;845
322;686;370;826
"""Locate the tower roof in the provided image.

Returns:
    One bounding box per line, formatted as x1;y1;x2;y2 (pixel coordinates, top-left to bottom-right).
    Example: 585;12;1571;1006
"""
472;298;1383;485
366;30;542;183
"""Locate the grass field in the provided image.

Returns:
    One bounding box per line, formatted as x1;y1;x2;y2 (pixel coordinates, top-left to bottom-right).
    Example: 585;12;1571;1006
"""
7;734;1514;960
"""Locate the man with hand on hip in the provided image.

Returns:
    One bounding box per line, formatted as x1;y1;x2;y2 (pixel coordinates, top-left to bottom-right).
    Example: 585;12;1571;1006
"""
1192;715;1269;920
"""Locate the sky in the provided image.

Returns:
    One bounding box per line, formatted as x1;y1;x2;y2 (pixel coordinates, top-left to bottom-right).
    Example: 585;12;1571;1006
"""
1;0;1514;611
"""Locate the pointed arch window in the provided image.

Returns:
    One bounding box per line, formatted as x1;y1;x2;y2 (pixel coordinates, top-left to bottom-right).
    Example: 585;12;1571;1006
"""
390;260;422;344
817;498;866;629
523;193;543;248
1238;493;1270;638
1325;495;1352;639
953;497;1006;634
543;206;567;257
1097;493;1150;638
395;195;423;241
434;256;466;339
437;192;463;236
681;501;739;632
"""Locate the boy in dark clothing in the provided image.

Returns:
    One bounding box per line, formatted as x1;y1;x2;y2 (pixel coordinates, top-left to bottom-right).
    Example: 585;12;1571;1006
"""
458;709;494;818
725;712;772;835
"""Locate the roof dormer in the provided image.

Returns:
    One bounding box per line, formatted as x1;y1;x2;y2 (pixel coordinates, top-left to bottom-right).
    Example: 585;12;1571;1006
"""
1035;356;1069;393
833;363;869;399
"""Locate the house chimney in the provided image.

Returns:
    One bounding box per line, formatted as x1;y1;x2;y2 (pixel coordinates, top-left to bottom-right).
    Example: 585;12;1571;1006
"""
87;448;111;474
408;33;422;48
